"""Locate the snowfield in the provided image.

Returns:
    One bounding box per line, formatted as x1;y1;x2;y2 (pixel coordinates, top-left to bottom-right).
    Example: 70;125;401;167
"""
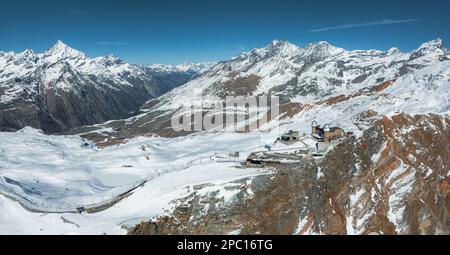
0;127;278;234
0;162;268;235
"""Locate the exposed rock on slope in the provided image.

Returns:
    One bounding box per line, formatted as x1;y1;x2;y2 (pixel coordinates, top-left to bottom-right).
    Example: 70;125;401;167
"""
130;113;449;235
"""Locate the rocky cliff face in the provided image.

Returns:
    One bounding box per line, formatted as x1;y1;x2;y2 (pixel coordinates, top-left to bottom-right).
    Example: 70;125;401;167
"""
129;113;449;235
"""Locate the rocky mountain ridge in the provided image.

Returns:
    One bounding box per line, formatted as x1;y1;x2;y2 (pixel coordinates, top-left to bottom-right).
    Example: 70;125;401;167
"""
0;41;212;132
75;39;450;145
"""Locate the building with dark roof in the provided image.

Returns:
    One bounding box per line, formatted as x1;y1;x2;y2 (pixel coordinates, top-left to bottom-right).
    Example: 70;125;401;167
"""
311;122;344;141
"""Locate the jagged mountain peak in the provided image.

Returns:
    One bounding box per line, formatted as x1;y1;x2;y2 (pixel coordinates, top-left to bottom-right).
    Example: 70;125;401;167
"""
410;38;446;61
244;40;345;61
176;61;199;70
43;40;86;60
306;40;333;47
304;40;338;50
19;48;35;55
387;47;401;55
303;40;345;57
97;54;126;66
176;62;216;73
238;40;302;62
417;38;444;50
53;40;69;49
146;62;215;75
16;49;38;61
266;39;301;54
269;39;294;47
104;54;120;60
413;38;445;55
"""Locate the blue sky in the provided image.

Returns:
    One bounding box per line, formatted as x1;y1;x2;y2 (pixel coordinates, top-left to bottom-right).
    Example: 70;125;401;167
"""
0;0;449;64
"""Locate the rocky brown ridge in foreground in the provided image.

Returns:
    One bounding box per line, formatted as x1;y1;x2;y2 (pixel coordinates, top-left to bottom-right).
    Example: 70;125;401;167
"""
129;113;449;235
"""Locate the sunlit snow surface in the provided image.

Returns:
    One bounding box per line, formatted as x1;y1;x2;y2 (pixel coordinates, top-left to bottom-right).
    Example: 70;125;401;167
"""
0;127;276;234
0;40;449;234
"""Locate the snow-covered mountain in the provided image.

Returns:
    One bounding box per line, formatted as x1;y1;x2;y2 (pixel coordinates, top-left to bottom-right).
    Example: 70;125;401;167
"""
153;38;448;107
0;41;212;132
146;62;215;76
140;62;215;93
81;39;449;142
0;39;449;235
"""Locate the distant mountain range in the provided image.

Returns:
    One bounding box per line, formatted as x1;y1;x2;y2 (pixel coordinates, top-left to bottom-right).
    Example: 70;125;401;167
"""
1;39;449;138
72;38;450;144
0;41;214;132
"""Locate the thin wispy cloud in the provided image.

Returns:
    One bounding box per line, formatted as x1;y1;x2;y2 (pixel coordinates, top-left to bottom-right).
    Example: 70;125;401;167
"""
95;41;128;45
311;19;421;32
